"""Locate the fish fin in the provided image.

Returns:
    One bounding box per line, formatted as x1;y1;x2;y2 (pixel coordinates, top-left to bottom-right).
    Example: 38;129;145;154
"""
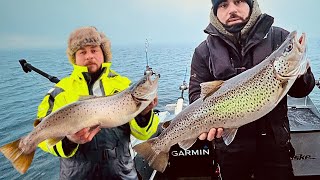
33;118;42;127
133;138;169;172
0;139;35;174
46;137;64;147
200;80;224;100
274;80;288;105
178;138;197;150
161;120;171;129
78;95;98;101
222;128;238;145
79;94;113;101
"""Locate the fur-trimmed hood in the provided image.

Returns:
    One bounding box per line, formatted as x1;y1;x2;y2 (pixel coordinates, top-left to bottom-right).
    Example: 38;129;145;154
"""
66;26;112;64
209;0;261;42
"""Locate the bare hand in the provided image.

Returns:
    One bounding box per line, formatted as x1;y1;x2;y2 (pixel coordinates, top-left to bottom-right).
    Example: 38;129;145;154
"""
67;126;101;144
140;96;158;116
198;128;223;141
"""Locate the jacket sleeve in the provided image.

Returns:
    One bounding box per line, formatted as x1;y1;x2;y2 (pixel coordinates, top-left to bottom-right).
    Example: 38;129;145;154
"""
288;67;315;98
129;110;160;140
36;87;79;158
189;42;214;104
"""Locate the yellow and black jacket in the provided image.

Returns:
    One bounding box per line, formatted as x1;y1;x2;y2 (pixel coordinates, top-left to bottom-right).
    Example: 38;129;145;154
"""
37;62;159;179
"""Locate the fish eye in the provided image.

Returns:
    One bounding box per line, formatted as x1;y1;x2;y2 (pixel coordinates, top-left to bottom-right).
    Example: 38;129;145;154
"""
285;41;293;53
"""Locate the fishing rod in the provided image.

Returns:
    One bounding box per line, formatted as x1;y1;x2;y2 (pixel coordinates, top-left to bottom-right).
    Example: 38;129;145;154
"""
170;67;188;116
179;67;188;98
145;38;149;68
19;59;60;83
144;38;154;76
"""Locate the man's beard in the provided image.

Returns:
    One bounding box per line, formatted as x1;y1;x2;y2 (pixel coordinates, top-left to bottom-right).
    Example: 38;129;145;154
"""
223;13;249;33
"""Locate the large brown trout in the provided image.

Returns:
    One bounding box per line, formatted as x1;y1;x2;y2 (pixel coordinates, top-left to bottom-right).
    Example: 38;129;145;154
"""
133;31;309;172
0;72;159;174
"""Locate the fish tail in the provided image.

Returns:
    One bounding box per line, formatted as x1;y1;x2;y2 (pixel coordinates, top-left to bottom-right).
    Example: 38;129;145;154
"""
133;138;169;172
0;139;35;174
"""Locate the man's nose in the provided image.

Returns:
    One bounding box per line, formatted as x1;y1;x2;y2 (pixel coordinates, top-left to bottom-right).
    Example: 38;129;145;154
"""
85;52;94;60
227;3;238;14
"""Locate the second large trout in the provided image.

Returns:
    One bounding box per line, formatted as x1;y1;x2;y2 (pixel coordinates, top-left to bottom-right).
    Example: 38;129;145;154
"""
0;72;160;174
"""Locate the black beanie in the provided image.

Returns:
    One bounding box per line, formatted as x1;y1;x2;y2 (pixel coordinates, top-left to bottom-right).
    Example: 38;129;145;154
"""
212;0;253;15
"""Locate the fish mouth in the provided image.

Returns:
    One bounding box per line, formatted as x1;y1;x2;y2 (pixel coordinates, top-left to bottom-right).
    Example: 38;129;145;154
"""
130;72;160;102
275;32;308;79
297;32;306;54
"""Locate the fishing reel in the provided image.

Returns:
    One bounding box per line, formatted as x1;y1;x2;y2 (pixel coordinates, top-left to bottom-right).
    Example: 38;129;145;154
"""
144;65;153;76
144;65;160;78
316;79;320;89
179;80;188;91
143;39;160;78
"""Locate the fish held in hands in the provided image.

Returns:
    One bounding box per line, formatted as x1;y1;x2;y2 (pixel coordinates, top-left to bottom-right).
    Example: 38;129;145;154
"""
134;31;308;172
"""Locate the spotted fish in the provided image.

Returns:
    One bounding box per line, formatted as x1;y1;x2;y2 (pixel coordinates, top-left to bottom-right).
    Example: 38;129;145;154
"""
0;72;159;174
133;31;309;172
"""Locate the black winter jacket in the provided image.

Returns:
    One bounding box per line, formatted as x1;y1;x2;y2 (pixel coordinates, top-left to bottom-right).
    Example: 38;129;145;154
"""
189;14;315;145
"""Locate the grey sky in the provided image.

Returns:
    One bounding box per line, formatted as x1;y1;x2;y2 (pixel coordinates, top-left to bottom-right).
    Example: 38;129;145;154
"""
0;0;319;49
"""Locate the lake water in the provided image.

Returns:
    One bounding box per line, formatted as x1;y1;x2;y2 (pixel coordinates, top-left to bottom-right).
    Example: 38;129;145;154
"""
0;39;319;179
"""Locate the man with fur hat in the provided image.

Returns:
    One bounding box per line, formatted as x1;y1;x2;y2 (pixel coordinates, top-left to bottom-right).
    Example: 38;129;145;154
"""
36;26;160;179
189;0;315;179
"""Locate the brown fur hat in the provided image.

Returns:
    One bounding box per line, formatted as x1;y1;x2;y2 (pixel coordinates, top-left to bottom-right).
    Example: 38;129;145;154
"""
66;26;112;64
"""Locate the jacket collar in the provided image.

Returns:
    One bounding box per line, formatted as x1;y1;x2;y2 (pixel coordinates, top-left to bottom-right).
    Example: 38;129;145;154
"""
71;62;112;82
205;14;274;53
